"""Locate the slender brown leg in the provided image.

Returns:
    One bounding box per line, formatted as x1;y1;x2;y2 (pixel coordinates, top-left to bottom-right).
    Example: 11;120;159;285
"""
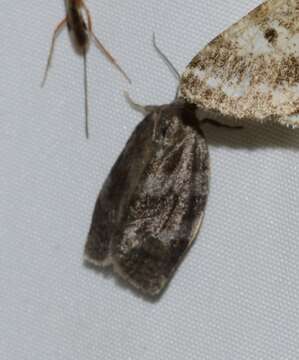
91;33;132;84
202;118;243;129
41;18;67;87
82;3;131;83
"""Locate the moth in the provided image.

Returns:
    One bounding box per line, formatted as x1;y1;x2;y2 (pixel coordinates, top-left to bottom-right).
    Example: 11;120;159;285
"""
85;0;299;296
42;0;130;138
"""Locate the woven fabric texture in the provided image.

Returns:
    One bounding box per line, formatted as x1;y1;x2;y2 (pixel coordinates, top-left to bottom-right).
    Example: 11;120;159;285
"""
2;1;299;359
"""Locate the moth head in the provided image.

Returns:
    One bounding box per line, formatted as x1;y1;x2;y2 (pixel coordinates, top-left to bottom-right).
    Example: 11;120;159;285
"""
148;99;199;145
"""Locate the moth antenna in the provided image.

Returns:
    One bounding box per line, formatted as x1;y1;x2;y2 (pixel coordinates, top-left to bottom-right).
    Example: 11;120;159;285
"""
41;18;67;87
152;33;180;99
83;52;89;139
124;91;157;115
152;33;180;82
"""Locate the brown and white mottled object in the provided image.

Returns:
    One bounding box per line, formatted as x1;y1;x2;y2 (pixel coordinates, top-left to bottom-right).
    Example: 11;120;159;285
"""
180;0;299;127
84;0;299;297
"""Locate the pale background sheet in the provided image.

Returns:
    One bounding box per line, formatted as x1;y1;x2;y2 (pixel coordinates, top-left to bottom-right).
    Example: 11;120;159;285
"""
2;1;299;359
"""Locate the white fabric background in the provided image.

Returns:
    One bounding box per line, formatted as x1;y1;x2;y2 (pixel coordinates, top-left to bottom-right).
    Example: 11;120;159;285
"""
2;1;299;359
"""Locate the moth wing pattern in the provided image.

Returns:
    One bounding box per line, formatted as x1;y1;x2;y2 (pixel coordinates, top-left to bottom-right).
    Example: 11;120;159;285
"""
85;102;209;296
180;0;299;127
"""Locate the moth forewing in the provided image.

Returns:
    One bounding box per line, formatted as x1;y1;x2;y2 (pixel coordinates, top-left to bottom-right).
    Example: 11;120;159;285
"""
85;112;157;267
180;0;299;127
85;101;209;296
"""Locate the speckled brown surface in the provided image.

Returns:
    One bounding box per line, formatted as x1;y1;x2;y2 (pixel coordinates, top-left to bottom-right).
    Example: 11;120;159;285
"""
180;0;299;127
85;101;209;296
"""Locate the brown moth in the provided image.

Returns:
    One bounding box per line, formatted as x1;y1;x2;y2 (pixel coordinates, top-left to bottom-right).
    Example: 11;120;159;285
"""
85;0;299;296
85;100;209;296
42;0;130;138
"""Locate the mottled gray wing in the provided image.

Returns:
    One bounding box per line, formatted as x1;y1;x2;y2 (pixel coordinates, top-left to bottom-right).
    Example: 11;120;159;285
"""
180;0;299;127
85;102;209;296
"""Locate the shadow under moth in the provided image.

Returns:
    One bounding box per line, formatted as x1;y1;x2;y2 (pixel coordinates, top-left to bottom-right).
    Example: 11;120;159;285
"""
85;0;299;296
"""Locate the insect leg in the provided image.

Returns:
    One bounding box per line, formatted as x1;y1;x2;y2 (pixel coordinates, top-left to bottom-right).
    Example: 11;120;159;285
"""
41;18;67;87
124;91;158;115
83;52;89;139
82;2;131;83
202;118;243;129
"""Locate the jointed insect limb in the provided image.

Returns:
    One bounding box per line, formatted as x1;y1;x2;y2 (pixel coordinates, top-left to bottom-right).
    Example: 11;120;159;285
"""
202;118;243;129
83;52;89;139
124;92;159;115
91;33;132;84
41;18;67;87
81;3;131;84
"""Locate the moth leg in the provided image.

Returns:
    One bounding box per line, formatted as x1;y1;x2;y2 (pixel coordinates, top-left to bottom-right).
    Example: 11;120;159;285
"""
82;3;131;84
124;91;158;115
124;92;160;140
41;18;67;87
91;33;132;84
202;118;243;129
